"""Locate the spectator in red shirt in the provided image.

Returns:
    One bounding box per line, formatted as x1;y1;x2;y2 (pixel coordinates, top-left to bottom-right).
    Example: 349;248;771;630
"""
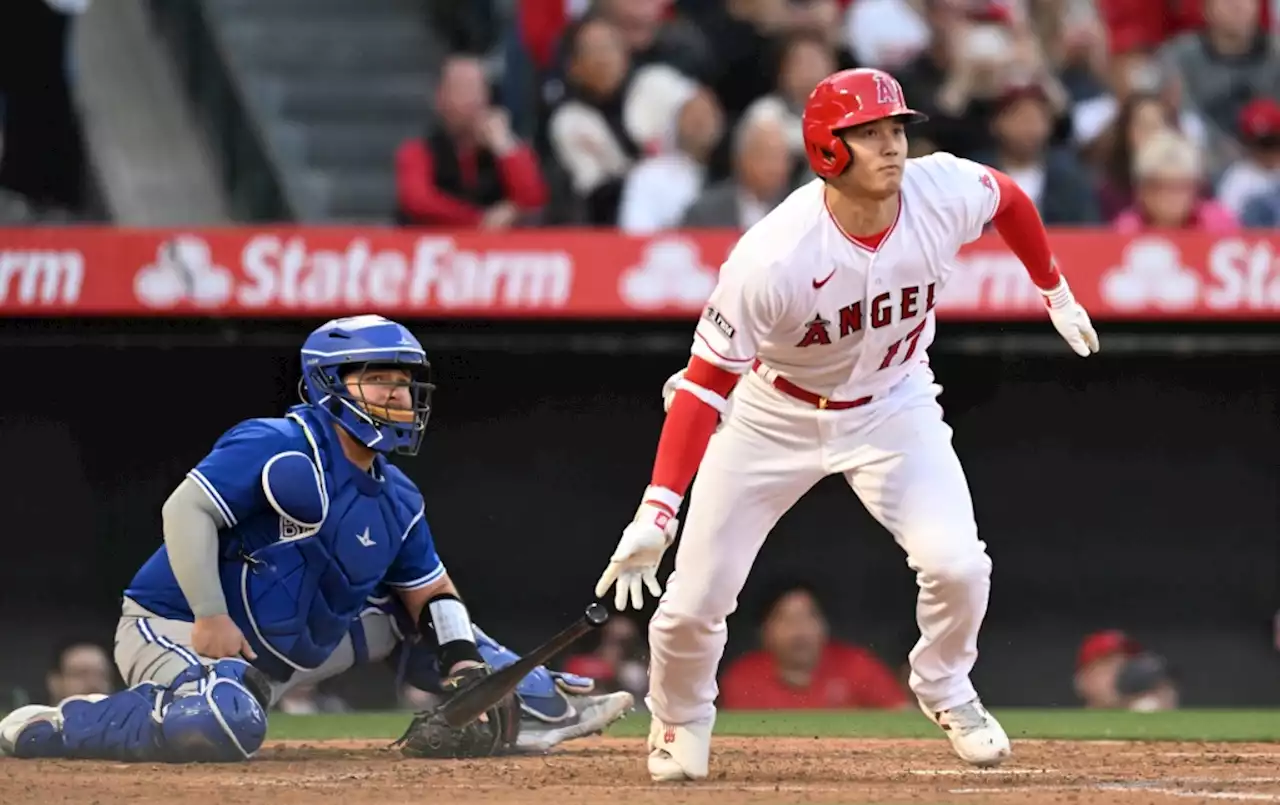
718;580;909;710
395;53;547;228
561;612;650;705
1074;630;1179;711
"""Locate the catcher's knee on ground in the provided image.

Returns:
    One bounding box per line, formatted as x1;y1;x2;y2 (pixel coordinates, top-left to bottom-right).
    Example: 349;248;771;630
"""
0;659;269;762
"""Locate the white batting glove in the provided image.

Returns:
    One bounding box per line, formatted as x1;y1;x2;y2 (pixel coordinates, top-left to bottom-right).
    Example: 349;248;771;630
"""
595;487;679;611
1042;278;1100;357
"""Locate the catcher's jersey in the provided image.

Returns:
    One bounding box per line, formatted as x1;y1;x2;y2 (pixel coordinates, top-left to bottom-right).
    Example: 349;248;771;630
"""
691;152;1000;400
125;405;443;676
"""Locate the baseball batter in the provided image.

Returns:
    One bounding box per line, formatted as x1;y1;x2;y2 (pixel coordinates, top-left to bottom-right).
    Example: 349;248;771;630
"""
1;314;631;763
594;69;1100;781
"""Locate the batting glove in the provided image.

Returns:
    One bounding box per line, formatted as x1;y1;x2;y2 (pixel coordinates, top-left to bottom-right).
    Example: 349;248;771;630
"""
595;487;679;611
1042;277;1100;357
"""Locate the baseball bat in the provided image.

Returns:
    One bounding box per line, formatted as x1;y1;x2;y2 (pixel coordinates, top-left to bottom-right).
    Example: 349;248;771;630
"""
438;602;610;729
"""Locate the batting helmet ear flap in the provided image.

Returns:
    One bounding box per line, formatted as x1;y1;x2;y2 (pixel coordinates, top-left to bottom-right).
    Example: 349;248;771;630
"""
813;130;854;180
805;126;854;178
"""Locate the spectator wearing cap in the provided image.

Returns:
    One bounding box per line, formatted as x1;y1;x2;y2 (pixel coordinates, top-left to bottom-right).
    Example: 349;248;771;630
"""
1074;630;1178;711
394;54;548;229
976;82;1100;224
680;113;796;229
617;87;724;233
1095;92;1182;220
1216;97;1280;216
718;580;908;710
547;17;699;224
1158;0;1280;171
1114;129;1238;232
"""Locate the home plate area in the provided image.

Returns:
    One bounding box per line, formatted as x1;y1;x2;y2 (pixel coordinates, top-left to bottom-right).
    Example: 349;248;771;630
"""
4;738;1280;804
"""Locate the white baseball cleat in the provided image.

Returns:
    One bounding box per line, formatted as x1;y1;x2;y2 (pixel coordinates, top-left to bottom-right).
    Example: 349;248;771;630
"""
647;714;714;781
0;705;61;756
514;690;635;753
919;697;1011;767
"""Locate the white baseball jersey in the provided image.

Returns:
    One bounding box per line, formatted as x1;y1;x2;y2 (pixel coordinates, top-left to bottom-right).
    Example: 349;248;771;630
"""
691;152;1002;401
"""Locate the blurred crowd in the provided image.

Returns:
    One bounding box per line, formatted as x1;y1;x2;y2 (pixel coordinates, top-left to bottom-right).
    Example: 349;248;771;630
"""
19;597;1182;715
404;0;1280;232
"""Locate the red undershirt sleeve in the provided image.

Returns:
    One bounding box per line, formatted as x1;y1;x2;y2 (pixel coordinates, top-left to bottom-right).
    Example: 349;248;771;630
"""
648;357;740;505
986;168;1062;292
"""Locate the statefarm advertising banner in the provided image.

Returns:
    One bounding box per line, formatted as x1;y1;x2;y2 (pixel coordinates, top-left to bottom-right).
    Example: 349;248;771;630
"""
0;227;1277;320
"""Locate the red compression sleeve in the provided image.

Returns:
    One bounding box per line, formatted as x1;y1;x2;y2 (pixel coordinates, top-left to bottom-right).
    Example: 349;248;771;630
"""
649;357;741;502
988;168;1062;291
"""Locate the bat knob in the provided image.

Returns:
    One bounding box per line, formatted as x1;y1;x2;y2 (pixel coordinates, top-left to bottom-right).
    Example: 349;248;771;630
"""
584;602;609;627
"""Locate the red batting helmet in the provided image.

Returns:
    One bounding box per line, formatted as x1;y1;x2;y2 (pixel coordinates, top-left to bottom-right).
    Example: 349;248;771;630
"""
802;68;927;179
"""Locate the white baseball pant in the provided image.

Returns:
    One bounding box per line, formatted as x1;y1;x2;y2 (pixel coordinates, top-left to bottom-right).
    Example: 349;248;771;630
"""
647;366;992;725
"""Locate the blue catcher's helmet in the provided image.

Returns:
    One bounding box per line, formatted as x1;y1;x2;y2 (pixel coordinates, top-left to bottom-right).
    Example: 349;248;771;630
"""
299;314;435;456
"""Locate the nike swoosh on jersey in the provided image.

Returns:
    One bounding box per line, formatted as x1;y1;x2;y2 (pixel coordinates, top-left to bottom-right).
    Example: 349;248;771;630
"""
812;269;836;289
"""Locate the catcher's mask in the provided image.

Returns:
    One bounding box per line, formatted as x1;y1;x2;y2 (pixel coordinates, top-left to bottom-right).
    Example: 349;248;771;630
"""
299;315;436;456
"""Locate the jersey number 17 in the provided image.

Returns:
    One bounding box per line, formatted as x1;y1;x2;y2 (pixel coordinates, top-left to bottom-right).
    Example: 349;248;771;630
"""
878;318;928;371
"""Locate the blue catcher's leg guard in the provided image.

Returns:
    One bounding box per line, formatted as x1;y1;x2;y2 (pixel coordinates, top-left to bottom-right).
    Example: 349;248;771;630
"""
0;686;165;761
0;660;269;763
389;619;634;754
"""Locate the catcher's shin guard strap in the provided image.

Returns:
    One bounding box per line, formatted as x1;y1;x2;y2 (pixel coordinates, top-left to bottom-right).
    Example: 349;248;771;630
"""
419;593;483;670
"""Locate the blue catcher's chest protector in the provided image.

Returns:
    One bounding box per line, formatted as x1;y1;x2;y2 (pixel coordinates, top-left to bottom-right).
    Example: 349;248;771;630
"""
126;405;441;681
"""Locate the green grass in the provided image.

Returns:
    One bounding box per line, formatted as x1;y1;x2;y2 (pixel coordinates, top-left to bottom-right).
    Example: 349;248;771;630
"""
267;709;1280;743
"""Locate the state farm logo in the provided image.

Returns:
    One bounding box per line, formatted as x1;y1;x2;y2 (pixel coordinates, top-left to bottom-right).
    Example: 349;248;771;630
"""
0;248;83;305
618;238;718;310
1101;238;1201;311
238;236;572;309
130;235;574;311
134;235;234;308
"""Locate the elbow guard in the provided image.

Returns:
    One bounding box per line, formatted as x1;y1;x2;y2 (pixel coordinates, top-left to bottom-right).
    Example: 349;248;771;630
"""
661;370;734;418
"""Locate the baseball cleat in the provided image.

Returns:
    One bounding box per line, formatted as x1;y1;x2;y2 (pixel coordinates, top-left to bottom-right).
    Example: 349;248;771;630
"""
513;690;635;753
0;705;63;758
647;714;714;781
919;697;1011;767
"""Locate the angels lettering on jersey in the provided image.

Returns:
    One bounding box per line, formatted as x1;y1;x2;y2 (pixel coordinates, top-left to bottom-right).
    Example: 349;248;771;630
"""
691;152;1001;400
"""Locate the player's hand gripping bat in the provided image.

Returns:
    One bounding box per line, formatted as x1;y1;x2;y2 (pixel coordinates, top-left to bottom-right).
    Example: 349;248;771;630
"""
436;602;610;729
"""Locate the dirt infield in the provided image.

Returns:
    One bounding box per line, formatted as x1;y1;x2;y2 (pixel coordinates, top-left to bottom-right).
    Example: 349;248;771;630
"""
5;737;1280;804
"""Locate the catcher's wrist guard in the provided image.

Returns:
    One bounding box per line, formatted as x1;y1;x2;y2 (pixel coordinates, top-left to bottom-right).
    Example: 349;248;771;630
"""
418;593;484;670
393;664;522;759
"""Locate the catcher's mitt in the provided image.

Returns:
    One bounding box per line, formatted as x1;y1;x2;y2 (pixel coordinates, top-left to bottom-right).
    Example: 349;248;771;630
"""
393;665;521;759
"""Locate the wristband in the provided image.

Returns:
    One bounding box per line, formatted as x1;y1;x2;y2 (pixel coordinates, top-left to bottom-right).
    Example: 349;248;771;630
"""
418;593;483;669
1041;277;1074;310
641;484;682;516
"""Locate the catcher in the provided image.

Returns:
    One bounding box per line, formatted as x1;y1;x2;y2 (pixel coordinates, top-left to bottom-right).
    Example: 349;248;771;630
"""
0;315;632;762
